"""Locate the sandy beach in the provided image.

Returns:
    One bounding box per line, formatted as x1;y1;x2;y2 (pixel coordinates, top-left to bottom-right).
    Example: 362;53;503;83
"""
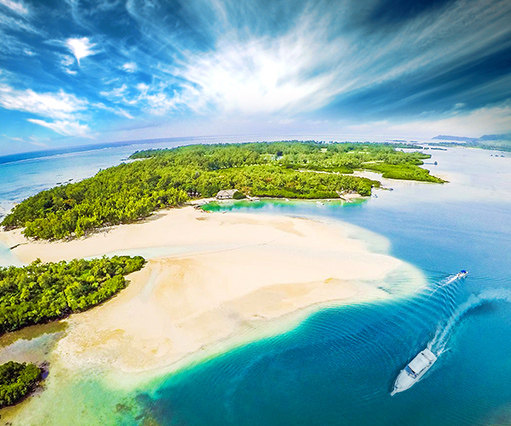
0;207;415;374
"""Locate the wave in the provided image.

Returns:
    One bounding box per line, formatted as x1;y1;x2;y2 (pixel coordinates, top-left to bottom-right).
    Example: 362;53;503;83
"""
429;288;511;355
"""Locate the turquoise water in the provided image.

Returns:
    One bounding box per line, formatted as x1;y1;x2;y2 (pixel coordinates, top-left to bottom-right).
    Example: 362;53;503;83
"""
136;149;511;425
1;145;511;425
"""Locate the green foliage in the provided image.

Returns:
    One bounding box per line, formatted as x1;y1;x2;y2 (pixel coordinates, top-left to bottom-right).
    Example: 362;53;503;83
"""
0;256;145;334
0;361;41;408
232;191;246;200
363;163;446;182
2;142;443;240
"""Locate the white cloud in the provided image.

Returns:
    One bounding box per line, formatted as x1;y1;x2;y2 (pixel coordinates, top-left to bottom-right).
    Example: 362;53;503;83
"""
122;62;137;73
28;136;49;148
0;0;28;15
27;119;90;136
0;84;89;136
61;55;74;67
93;102;134;119
100;82;179;115
132;0;511;119
0;84;86;119
143;91;180;115
0;10;37;32
173;31;340;115
343;103;511;139
1;134;24;142
66;37;97;65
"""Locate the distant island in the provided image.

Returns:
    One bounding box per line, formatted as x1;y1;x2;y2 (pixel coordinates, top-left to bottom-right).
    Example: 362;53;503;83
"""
432;134;511;152
1;141;444;240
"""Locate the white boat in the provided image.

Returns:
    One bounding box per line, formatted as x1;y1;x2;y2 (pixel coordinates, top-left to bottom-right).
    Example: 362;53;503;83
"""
456;270;468;279
445;270;468;284
390;348;437;396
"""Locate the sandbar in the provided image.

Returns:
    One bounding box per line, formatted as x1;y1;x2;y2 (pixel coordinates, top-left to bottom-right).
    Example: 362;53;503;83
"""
0;207;417;374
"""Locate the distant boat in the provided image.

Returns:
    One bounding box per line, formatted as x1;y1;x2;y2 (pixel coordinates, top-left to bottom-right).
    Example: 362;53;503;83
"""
444;270;468;285
457;270;468;278
391;348;437;396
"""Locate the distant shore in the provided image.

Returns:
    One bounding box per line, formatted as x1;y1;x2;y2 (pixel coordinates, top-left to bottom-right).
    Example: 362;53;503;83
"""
0;206;418;374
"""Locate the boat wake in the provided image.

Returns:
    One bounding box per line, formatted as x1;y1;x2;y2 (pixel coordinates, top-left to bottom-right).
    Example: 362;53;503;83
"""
422;271;467;298
391;287;511;395
429;288;511;355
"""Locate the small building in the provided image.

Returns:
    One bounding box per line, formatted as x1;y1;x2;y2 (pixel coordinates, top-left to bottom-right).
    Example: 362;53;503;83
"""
216;189;238;199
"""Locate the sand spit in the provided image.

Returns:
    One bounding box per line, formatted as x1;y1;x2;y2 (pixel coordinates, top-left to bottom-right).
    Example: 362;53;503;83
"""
1;207;412;374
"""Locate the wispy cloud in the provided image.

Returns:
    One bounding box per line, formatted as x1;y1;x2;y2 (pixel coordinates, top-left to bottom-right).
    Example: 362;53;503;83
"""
0;84;89;136
0;84;86;119
0;8;37;33
124;0;511;121
1;0;510;151
0;0;28;15
26;119;90;136
93;102;134;119
122;62;137;73
66;37;97;65
343;102;511;139
100;82;180;115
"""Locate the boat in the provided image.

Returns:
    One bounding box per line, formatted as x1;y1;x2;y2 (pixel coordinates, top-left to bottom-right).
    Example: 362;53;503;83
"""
456;270;468;278
444;270;468;285
391;348;437;396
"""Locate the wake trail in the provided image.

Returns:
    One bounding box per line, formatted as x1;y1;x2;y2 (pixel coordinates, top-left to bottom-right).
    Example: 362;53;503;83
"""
428;288;511;355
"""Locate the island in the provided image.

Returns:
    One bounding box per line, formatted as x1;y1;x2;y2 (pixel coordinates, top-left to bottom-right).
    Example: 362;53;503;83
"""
0;256;145;409
0;256;146;334
1;141;443;241
0;361;42;409
0;141;438;420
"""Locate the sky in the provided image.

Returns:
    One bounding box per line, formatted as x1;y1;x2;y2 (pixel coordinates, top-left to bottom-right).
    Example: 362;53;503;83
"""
0;0;510;154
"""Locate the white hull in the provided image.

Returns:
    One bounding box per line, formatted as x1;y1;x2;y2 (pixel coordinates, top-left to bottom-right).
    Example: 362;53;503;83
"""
391;348;437;396
445;270;468;285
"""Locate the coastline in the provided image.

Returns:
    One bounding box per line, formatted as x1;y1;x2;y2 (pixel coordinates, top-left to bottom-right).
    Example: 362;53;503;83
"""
0;147;509;425
0;207;423;376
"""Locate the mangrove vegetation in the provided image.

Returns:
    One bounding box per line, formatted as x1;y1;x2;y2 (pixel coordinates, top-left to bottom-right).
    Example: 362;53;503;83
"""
1;142;444;240
0;256;145;334
0;361;42;408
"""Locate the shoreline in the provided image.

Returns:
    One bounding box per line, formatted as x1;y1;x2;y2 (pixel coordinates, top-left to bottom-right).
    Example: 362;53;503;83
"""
0;207;424;377
0;205;428;426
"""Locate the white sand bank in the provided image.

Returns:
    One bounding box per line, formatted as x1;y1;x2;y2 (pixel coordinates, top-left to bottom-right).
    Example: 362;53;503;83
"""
0;207;417;374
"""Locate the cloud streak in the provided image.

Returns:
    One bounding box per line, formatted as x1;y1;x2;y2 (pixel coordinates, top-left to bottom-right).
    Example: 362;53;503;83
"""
26;119;89;136
0;0;510;152
0;84;89;136
161;0;511;118
0;0;28;15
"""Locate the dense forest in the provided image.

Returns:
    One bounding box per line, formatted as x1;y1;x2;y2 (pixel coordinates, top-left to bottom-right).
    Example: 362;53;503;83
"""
1;141;443;240
0;256;145;334
0;361;41;408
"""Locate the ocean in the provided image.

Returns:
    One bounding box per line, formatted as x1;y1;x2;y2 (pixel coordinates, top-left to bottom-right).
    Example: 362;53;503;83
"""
1;143;510;425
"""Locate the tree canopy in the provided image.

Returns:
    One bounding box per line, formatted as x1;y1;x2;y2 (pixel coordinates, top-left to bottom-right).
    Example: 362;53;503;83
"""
0;361;41;408
0;256;145;334
1;142;443;240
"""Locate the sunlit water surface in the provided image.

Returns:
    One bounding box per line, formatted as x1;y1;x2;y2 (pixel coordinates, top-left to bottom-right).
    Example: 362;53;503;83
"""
1;146;510;425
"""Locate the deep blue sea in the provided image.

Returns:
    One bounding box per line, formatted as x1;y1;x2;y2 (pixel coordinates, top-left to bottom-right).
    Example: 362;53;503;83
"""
1;143;510;425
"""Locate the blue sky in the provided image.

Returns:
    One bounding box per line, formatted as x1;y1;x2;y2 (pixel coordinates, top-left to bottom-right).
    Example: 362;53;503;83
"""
0;0;510;154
